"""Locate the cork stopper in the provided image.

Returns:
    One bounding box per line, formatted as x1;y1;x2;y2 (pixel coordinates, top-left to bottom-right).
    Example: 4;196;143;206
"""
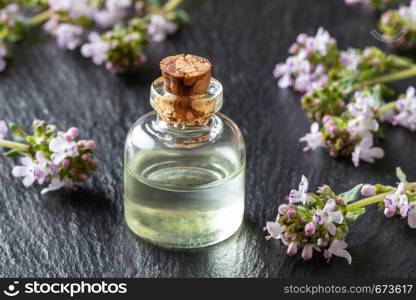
160;54;212;96
153;54;221;126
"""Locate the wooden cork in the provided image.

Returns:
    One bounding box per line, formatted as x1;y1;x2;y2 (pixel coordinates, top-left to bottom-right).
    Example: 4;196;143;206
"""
160;54;212;96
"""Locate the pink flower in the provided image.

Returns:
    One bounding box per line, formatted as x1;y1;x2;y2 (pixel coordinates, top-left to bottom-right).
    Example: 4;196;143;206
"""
324;240;352;265
41;176;67;194
278;204;289;215
55;24;84;50
81;32;110;65
305;222;316;236
287;241;299;256
299;122;324;151
12;152;50;187
392;87;416;131
313;198;343;235
361;184;376;196
147;15;178;42
383;183;406;216
352;136;384;167
265;217;286;241
340;48;361;71
398;0;416;27
302;244;314;260
49;132;79;164
288;175;310;204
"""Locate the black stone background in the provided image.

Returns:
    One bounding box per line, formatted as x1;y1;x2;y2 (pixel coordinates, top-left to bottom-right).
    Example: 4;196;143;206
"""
0;0;416;278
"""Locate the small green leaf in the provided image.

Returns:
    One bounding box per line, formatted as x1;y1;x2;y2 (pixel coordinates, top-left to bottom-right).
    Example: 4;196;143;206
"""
396;167;408;183
346;207;366;222
371;85;384;108
26;136;37;144
380;84;396;97
4;149;25;158
9;123;27;141
340;184;363;204
174;9;190;25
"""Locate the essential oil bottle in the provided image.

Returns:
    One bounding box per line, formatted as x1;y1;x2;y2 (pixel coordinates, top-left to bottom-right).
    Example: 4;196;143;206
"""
124;54;246;248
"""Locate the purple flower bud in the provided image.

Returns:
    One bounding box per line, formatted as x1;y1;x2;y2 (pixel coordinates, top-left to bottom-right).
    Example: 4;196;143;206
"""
361;184;376;197
313;213;322;224
329;125;338;134
297;33;308;44
62;159;70;169
50;164;58;174
278;204;289;215
86;140;96;150
287;241;299;256
305;222;316;236
384;207;395;218
363;48;372;58
324;249;332;260
289;43;299;53
322;115;332;124
302;244;313;260
81;154;90;161
337;198;344;205
314;98;322;105
67;127;80;138
339;102;346;110
287;208;297;218
77;141;85;148
79;174;88;182
321;185;330;193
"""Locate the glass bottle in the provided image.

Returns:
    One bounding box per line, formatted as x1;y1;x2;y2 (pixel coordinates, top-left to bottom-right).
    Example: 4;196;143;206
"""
124;54;246;248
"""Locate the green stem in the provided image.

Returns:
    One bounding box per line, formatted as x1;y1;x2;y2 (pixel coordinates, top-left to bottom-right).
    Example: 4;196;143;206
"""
378;101;397;115
346;192;391;212
29;10;52;26
353;65;416;90
0;139;29;152
162;0;183;12
346;182;416;211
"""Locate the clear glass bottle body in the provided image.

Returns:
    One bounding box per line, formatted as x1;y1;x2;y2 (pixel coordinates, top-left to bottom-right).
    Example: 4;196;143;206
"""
124;79;246;248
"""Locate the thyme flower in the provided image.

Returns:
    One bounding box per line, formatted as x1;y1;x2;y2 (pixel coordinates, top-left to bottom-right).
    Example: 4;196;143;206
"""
265;176;353;264
0;120;98;194
0;0;189;73
266;168;416;265
379;0;416;49
274;27;416;167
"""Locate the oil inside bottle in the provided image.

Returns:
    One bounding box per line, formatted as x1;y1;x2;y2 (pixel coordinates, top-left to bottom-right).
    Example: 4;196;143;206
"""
124;150;245;248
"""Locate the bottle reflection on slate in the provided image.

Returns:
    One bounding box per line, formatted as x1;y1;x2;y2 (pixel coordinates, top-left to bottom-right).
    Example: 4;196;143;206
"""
124;54;246;248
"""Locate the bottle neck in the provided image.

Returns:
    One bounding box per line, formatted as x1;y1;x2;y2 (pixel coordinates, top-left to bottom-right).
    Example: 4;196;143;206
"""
148;113;224;148
150;77;224;127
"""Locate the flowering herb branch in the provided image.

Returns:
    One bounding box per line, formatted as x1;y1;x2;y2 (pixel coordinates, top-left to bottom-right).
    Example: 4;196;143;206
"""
265;167;415;265
378;0;416;49
273;27;416;167
0;120;97;194
0;0;188;73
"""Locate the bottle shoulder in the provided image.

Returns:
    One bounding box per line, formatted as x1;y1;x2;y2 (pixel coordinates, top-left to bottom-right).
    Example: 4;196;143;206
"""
126;112;245;151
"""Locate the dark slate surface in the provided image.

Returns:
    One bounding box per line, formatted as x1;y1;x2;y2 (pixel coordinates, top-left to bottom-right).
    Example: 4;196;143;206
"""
0;0;416;278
